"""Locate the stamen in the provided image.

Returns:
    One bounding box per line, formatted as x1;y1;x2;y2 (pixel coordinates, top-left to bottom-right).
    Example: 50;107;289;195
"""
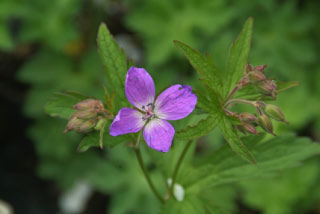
147;103;154;110
142;103;155;120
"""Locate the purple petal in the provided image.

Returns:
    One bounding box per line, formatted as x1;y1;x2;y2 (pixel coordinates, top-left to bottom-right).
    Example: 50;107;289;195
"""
143;119;175;152
154;85;197;120
125;67;155;110
110;108;145;136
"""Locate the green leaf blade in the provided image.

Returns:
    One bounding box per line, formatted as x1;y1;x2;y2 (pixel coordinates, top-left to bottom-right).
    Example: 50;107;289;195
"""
183;135;320;194
175;114;221;141
44;91;91;119
97;23;128;102
174;40;223;97
219;115;256;164
224;17;253;98
78;128;131;152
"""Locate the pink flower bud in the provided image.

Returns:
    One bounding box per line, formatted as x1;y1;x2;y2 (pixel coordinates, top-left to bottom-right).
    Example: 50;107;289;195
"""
264;104;288;124
246;63;253;72
256;80;277;99
258;114;276;136
239;113;258;123
236;125;247;134
74;109;97;119
248;71;266;83
73;99;104;112
253;64;267;72
238;75;250;88
243;123;258;135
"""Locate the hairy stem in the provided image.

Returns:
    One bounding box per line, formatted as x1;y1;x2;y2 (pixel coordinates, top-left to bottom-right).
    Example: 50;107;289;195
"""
224;98;256;108
134;131;165;203
99;121;107;149
170;140;193;199
224;86;239;104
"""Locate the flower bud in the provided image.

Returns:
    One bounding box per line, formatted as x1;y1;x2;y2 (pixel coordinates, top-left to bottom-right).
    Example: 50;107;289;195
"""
238;75;250;88
64;116;83;133
236;125;247;134
256;80;277;99
239;113;258;123
246;63;253;72
78;119;96;133
254;64;267;72
73;99;104;112
258;114;276;136
264;104;288;124
248;71;266;83
94;118;107;130
243;123;259;135
74;109;97;119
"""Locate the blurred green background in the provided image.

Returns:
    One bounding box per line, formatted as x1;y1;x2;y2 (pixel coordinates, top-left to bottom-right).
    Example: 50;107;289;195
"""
1;0;320;213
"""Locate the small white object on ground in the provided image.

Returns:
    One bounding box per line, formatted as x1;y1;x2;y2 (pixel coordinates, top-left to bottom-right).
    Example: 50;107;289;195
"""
0;199;14;214
167;178;185;202
59;180;93;214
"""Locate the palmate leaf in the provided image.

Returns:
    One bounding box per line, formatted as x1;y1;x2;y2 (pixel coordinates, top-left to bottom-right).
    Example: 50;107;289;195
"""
240;159;320;214
223;17;253;98
175;114;221;141
180;135;320;194
174;21;257;164
174;40;223;97
78;128;132;152
97;23;128;103
219;115;256;164
193;90;214;113
44;91;91;119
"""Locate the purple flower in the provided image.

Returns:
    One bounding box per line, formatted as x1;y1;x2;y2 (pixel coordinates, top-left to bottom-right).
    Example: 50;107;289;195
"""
109;67;197;152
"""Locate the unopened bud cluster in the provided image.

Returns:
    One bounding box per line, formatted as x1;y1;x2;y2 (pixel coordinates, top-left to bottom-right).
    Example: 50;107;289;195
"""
225;63;289;136
64;99;110;133
241;64;277;99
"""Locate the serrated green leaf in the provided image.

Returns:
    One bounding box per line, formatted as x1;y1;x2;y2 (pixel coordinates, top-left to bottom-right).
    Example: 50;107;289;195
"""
174;40;223;97
240;159;320;214
199;78;223;111
276;81;299;93
193;90;213;113
97;23;128;103
78;128;131;152
175;114;221;141
219;115;256;164
44;91;91;119
182;135;320;194
224;17;253;98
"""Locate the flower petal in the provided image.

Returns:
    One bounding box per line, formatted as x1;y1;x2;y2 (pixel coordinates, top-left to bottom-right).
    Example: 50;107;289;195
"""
143;119;175;152
110;108;145;136
154;85;197;120
125;67;155;110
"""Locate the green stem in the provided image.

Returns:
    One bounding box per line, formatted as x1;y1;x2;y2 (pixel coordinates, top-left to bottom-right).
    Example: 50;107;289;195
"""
170;140;193;199
224;98;256;108
134;131;165;203
99;120;107;149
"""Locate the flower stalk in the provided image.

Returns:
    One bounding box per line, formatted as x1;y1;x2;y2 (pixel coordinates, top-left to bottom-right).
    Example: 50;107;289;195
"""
170;140;193;200
134;131;165;203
